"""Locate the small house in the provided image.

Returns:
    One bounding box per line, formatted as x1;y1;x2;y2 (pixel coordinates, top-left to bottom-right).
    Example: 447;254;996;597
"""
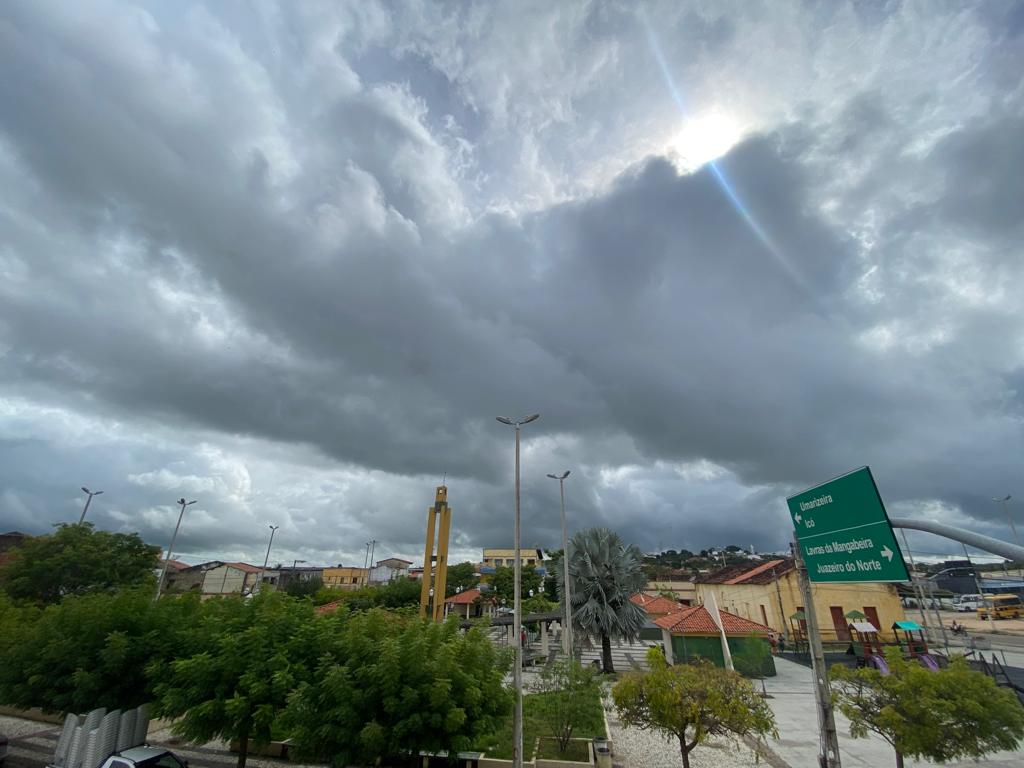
655;604;776;676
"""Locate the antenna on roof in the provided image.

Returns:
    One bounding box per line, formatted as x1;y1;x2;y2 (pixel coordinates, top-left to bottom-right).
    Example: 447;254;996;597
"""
442;471;446;486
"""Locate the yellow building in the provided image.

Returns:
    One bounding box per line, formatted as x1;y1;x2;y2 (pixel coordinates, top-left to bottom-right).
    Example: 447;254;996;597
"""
323;566;369;590
481;548;544;569
694;557;906;643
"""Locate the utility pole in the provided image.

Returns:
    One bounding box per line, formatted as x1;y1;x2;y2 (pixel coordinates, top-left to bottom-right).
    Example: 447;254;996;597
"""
993;495;1019;546
156;498;196;600
962;545;994;629
258;524;279;594
547;470;573;657
497;413;540;768
793;537;841;768
900;529;931;631
771;566;788;644
368;539;377;583
78;486;104;524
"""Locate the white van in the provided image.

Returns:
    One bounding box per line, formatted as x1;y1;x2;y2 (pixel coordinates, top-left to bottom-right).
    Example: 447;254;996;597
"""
954;593;984;612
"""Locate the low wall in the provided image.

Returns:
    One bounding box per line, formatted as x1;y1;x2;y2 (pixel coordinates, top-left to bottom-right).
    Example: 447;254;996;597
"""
477;738;595;768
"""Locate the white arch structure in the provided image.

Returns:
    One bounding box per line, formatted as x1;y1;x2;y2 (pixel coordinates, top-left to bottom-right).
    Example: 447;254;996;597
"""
890;518;1024;562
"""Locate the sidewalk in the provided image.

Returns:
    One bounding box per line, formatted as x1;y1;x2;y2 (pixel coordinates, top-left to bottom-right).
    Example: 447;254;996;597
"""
761;656;1023;767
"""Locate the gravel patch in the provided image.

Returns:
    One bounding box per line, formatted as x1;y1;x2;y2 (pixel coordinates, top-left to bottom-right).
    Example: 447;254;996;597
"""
608;723;769;768
0;715;58;739
604;691;775;768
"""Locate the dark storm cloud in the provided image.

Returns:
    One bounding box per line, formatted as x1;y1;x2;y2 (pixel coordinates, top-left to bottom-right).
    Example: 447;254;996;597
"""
1;0;1022;563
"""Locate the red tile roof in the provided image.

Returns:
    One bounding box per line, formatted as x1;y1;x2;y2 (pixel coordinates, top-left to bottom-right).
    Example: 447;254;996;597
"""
630;593;653;606
654;604;772;635
315;600;344;615
225;562;262;573
159;559;190;571
633;595;683;616
695;558;794;585
445;587;482;605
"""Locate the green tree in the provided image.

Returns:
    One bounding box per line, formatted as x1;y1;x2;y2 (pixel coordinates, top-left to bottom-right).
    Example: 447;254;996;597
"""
563;527;647;672
489;564;542;604
531;660;601;754
285;577;323;599
446;562;479;596
150;593;321;768
732;635;772;696
523;594;558;615
0;523;160;605
831;649;1024;768
613;648;777;768
286;610;512;767
377;576;423;608
0;587;203;712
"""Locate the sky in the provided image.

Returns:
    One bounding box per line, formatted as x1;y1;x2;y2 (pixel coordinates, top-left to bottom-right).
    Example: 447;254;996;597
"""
1;0;1023;570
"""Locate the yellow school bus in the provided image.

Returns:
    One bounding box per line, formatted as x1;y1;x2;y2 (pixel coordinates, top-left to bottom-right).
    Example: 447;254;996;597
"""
977;593;1023;620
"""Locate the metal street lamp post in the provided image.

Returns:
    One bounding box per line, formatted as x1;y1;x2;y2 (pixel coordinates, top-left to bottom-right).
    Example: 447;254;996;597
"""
155;498;196;599
993;495;1019;546
258;524;280;594
497;413;539;768
546;470;573;657
78;486;104;524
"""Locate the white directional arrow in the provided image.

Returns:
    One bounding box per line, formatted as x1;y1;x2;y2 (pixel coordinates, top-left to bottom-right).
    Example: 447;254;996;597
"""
794;512;803;524
880;545;894;562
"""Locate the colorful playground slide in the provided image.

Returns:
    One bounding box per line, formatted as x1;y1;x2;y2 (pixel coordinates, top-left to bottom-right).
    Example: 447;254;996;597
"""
868;654;890;674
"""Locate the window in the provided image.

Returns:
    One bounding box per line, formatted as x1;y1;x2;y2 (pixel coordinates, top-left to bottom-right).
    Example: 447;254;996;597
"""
137;753;185;768
760;605;769;627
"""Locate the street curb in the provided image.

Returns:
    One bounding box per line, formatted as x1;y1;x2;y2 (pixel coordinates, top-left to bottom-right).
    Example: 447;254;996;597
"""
741;734;791;768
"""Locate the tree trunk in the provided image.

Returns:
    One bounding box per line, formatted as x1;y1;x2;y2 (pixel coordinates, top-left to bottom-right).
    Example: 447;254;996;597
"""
894;750;904;768
679;737;691;768
236;719;250;768
601;632;614;673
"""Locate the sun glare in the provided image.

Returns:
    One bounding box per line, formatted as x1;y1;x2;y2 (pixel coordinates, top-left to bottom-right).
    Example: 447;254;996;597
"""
669;111;743;172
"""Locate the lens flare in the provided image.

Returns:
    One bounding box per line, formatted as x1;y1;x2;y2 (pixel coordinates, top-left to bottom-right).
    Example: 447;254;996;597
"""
641;15;808;292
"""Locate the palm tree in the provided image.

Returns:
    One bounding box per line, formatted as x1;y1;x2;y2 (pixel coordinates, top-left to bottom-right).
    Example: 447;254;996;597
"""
561;527;647;673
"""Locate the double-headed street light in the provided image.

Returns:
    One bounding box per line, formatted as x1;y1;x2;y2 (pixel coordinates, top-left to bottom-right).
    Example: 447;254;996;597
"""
546;470;573;657
496;413;539;768
155;498;196;599
993;495;1019;546
79;486;104;524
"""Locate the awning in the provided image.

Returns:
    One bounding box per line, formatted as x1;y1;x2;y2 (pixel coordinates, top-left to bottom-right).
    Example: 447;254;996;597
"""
893;620;923;631
849;621;879;633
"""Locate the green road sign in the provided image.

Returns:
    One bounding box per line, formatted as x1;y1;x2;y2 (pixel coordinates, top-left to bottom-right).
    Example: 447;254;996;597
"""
787;466;909;583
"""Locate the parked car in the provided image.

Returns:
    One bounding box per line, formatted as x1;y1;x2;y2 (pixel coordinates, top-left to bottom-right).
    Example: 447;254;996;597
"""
977;593;1023;620
954;593;984;612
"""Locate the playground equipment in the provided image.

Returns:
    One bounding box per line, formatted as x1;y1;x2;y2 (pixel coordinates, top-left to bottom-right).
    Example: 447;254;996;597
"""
892;620;939;670
847;621;889;674
847;621;882;666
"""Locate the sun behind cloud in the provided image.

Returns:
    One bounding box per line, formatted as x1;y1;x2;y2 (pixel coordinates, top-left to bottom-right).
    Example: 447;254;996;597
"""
669;110;744;172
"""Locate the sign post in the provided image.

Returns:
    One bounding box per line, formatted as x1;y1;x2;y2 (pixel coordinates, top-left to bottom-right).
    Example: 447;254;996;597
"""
786;466;908;768
793;535;842;768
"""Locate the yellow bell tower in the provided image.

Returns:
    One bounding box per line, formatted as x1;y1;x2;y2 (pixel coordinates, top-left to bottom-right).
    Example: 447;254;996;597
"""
418;485;452;620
